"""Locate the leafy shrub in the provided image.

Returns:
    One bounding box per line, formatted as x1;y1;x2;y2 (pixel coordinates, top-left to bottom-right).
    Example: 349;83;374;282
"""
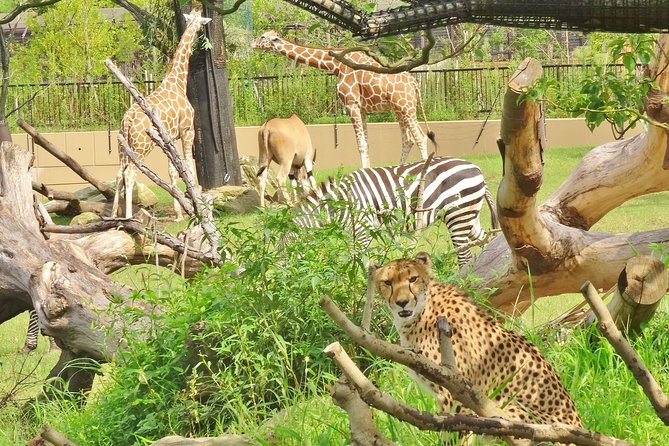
59;202;461;445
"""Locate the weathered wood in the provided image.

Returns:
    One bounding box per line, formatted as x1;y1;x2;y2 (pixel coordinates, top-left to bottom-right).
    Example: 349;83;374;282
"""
42;199;113;216
19;120;115;201
470;36;669;314
0;141;207;396
41;424;79;446
585;256;668;334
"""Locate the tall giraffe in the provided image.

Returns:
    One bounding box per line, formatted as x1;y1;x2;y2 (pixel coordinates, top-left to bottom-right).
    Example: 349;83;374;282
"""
252;30;432;168
111;11;211;221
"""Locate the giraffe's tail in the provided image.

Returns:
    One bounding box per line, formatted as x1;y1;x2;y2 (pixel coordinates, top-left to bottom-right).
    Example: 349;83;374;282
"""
415;79;438;154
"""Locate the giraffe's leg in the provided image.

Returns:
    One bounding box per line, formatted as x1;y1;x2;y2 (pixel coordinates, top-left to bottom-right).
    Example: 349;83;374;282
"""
124;164;138;219
168;162;184;221
406;112;429;160
348;106;370;168
111;164;125;218
398;116;413;164
181;123;198;189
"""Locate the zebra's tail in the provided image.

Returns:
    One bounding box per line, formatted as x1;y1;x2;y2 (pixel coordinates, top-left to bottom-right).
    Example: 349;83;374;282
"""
484;187;499;229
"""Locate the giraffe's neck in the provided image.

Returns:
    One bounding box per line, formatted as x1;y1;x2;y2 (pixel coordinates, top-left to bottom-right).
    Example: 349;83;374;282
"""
274;41;343;75
162;23;200;92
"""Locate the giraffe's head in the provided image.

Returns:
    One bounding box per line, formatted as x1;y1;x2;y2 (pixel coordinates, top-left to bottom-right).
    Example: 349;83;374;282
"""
252;30;282;51
183;10;212;28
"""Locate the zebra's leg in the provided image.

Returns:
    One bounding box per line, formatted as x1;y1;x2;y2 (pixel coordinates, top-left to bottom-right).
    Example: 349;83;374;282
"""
48;336;60;352
20;310;39;354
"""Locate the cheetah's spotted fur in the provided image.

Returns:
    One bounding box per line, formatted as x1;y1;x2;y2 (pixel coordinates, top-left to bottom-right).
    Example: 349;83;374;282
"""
375;253;582;427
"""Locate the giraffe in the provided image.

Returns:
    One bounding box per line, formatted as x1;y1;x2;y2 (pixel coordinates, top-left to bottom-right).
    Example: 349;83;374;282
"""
111;10;211;221
252;30;433;169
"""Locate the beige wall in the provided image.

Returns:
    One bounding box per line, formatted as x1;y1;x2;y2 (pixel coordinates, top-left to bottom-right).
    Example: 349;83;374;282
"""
24;118;640;191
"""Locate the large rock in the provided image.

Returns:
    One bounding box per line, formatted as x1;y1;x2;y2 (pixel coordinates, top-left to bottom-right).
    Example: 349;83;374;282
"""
75;181;159;208
70;211;102;226
207;186;260;214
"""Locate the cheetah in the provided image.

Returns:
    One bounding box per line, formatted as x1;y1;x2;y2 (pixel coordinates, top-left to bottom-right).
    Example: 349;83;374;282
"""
375;252;582;428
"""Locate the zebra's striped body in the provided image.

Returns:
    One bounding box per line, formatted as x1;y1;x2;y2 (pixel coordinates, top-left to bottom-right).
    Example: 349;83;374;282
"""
293;156;497;265
21;310;58;354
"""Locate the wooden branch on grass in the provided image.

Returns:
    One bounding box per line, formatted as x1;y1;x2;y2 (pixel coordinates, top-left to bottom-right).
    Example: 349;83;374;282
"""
32;181;80;201
581;281;669;425
360;262;378;332
19;120;115;201
330;377;396;446
40;424;78;446
42;221;215;264
324;341;631;446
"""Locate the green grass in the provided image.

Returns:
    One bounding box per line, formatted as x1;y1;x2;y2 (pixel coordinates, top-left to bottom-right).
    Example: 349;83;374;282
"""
1;145;668;445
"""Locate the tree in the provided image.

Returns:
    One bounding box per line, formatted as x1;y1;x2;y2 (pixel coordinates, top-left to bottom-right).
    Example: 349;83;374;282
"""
8;0;145;83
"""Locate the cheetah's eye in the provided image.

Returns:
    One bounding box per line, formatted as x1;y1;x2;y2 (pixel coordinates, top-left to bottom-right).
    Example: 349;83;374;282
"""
383;280;392;286
409;276;418;283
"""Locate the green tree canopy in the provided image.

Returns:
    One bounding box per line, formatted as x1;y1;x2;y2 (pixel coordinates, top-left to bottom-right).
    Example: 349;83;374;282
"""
8;0;147;82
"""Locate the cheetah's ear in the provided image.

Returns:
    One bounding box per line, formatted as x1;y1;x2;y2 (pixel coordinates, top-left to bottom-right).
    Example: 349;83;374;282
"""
414;252;431;267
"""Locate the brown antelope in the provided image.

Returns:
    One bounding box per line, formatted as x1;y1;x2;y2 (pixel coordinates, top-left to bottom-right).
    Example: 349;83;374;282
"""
257;113;317;206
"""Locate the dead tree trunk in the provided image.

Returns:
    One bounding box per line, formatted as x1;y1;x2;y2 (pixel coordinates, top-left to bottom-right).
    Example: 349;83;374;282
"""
470;36;669;314
584;256;668;335
0;141;205;395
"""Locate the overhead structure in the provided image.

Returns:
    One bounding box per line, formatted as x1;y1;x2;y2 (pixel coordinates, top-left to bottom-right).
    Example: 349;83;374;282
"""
281;0;669;38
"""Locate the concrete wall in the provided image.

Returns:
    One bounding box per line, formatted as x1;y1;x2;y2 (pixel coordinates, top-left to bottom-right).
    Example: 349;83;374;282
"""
24;118;640;191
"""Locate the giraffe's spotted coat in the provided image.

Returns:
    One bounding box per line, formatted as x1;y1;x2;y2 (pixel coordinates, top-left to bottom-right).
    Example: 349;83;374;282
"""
252;30;430;168
112;11;211;221
375;253;582;427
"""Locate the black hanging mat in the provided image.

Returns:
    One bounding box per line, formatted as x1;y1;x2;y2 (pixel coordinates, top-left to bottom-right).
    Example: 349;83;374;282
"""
282;0;669;39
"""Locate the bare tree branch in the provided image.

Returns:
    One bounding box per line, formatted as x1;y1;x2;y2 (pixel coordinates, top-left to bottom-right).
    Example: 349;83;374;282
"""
324;341;632;446
19;120;115;201
581;281;669;425
0;0;62;25
198;0;248;16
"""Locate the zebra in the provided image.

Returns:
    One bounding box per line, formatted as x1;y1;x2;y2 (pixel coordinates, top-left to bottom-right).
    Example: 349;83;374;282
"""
20;309;59;354
291;156;498;266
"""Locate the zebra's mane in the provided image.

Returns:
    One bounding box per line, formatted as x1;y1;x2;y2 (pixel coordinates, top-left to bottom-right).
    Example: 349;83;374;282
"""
296;175;338;205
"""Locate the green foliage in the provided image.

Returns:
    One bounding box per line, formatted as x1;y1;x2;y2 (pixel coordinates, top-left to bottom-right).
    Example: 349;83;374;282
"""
46;203;459;445
529;34;659;136
8;0;146;83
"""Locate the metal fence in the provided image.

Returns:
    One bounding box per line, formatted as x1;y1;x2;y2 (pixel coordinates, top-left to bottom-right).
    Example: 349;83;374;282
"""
6;64;602;131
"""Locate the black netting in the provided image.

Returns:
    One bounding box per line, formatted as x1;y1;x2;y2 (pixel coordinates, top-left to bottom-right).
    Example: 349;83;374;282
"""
283;0;669;39
365;0;669;37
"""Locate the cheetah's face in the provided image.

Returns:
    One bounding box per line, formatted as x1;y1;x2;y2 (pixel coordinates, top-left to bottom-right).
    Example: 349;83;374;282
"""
375;253;432;325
